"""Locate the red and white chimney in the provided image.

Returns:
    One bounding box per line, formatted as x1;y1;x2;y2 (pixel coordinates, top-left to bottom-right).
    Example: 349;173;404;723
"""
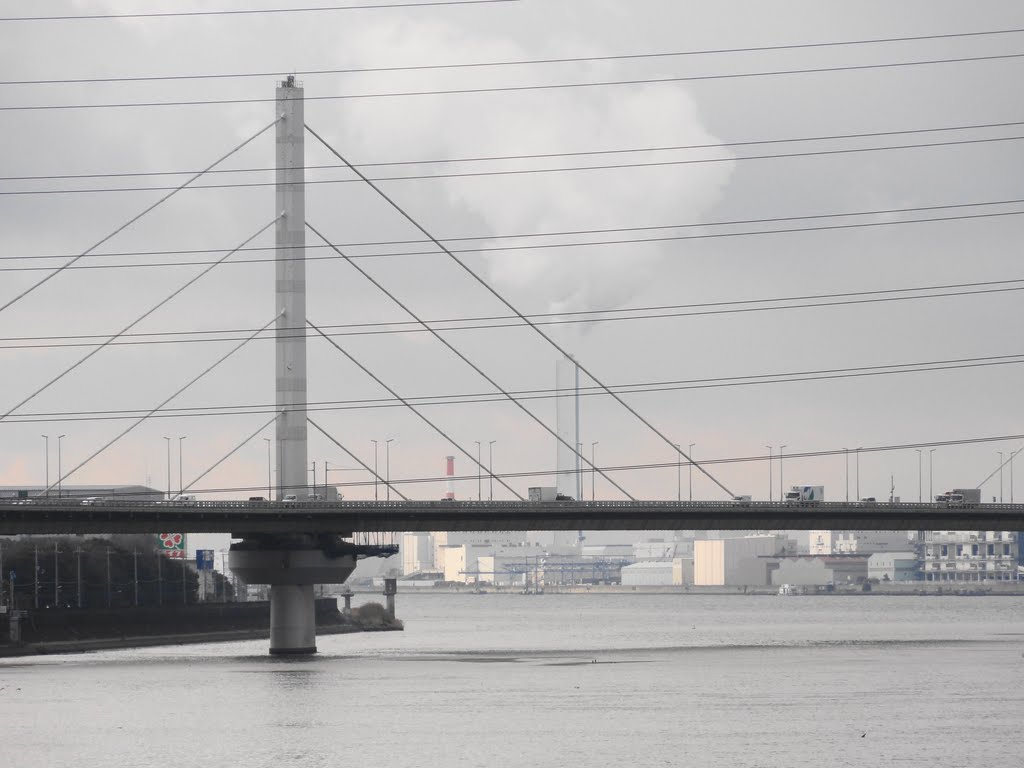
445;456;455;500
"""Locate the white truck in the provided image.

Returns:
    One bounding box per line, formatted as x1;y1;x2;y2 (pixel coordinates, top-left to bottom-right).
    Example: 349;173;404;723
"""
784;485;824;503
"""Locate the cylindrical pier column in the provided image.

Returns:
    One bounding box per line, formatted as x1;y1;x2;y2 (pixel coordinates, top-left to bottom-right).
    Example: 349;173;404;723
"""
269;584;316;654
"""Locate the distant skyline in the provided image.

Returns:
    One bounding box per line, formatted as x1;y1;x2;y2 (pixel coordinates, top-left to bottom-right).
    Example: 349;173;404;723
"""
2;1;1023;526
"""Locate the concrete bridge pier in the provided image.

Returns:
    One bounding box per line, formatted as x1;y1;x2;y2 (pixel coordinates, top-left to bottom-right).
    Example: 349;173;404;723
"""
229;537;357;654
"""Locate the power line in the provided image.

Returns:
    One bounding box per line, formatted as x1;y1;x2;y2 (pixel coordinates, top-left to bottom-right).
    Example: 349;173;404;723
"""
4;201;1023;273
0;0;518;22
3;278;1022;350
4;351;1024;426
6;132;1023;196
0;118;279;316
6;26;1024;84
6;52;1024;111
6;118;1023;181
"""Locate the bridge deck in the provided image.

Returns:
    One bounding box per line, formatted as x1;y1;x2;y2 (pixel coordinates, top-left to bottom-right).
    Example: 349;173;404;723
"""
1;499;1022;535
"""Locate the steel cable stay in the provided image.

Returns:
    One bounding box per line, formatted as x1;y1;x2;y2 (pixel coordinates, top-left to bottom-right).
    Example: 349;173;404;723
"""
41;311;283;495
307;419;410;502
305;124;732;498
0;117;280;317
305;221;635;501
180;412;282;496
0;218;278;424
306;318;524;500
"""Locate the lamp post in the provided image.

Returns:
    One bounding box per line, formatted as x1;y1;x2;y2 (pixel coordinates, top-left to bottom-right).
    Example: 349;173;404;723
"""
474;441;482;501
371;440;379;501
163;437;171;500
929;448;936;501
673;444;681;503
1011;447;1021;503
591;442;599;501
855;447;862;501
765;445;773;501
263;437;271;499
57;434;66;498
688;443;696;502
41;435;49;497
997;452;1004;503
178;436;187;496
488;440;496;501
843;448;849;503
385;438;394;501
915;449;922;503
778;445;788;502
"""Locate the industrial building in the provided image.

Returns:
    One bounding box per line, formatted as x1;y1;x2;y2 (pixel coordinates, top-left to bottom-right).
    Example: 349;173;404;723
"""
693;535;791;586
868;552;920;582
921;531;1019;582
771;555;870;587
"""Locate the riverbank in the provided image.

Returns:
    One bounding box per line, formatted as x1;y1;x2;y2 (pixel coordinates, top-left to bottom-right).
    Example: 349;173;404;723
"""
0;598;402;657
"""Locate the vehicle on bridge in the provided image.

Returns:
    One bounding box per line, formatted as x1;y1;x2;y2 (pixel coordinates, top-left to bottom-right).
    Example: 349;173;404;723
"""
935;488;981;506
784;485;825;503
731;495;753;505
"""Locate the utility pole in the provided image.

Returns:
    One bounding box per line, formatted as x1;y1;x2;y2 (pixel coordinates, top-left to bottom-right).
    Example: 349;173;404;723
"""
34;544;39;609
591;442;599;501
844;448;849;502
57;434;66;498
997;452;1004;503
765;446;773;501
386;438;394;501
133;549;139;607
263;437;272;499
75;547;83;608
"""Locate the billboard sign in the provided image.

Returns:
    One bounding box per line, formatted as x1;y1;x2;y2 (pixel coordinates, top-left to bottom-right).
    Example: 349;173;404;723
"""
159;533;185;559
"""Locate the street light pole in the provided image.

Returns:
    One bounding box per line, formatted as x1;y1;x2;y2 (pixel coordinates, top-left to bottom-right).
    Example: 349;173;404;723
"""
474;441;482;501
385;439;394;501
778;445;788;502
1011;447;1021;503
997;452;1004;503
263;437;271;499
843;448;849;502
488;441;496;501
591;442;599;501
915;449;922;502
929;449;936;501
178;436;187;496
688;443;695;502
856;447;861;501
765;446;773;501
57;434;66;498
673;444;681;503
163;437;171;500
42;435;49;497
371;440;379;501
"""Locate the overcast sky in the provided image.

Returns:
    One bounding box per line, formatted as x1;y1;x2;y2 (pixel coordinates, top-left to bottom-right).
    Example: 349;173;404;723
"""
2;0;1023;534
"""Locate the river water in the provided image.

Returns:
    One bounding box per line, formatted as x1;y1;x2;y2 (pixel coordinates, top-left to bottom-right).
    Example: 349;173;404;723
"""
2;593;1021;767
